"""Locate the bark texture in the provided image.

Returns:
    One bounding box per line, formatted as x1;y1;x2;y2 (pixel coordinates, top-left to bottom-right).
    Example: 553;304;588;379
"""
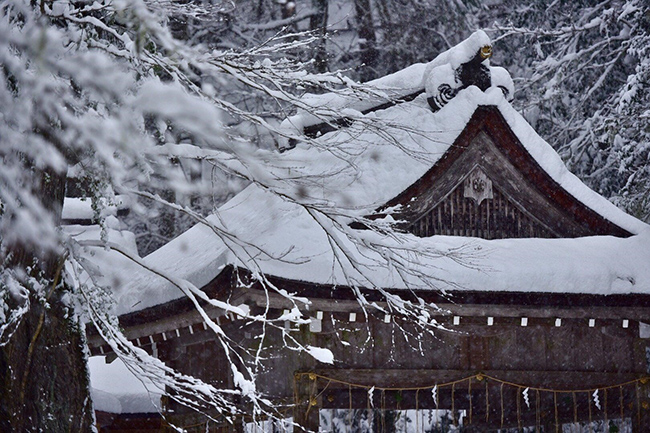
0;291;95;432
354;0;378;81
310;0;329;73
1;168;93;432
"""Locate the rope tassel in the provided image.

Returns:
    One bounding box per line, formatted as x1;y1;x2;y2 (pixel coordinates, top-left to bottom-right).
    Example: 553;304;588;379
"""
468;377;473;424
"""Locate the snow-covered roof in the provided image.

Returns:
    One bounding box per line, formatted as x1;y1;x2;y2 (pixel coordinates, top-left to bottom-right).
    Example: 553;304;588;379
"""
62;196;129;222
278;30;508;144
89;356;162;414
96;33;650;316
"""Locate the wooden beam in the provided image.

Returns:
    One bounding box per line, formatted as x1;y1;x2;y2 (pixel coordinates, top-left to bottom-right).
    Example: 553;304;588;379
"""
243;282;650;320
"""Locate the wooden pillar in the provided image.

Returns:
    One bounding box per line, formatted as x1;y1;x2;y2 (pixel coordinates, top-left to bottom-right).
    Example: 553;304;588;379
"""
293;373;319;432
632;380;650;433
632;409;650;433
231;417;244;433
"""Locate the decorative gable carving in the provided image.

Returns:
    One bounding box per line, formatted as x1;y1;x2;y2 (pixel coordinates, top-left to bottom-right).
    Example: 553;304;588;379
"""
463;166;493;206
370;106;632;240
408;179;553;239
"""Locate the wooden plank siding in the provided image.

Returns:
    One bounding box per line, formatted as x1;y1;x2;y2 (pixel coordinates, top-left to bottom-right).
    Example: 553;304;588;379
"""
409;183;553;239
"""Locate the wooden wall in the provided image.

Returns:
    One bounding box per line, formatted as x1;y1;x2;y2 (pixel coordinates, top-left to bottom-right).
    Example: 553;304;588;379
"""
87;268;650;431
154;301;649;431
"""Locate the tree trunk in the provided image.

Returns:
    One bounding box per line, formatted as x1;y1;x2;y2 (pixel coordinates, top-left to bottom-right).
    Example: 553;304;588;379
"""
354;0;378;82
372;409;396;433
310;0;329;73
0;168;94;432
0;292;95;432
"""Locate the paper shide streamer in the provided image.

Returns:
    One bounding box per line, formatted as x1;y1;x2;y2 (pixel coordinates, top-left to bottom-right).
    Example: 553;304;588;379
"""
593;389;601;410
523;387;530;409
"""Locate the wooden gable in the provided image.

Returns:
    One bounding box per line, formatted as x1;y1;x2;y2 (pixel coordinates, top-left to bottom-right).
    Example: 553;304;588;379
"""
373;105;632;239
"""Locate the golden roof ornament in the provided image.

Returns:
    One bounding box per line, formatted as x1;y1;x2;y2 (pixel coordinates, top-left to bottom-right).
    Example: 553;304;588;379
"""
480;45;493;60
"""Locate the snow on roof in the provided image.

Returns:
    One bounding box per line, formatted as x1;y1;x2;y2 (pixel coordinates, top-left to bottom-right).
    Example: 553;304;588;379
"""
278;62;425;142
64;216;138;256
102;89;650;315
278;30;494;144
89;356;162;414
62;196;129;221
94;34;650;316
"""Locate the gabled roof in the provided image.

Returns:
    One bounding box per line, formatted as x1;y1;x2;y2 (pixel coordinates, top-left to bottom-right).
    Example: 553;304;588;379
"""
88;35;650;316
95;87;650;316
